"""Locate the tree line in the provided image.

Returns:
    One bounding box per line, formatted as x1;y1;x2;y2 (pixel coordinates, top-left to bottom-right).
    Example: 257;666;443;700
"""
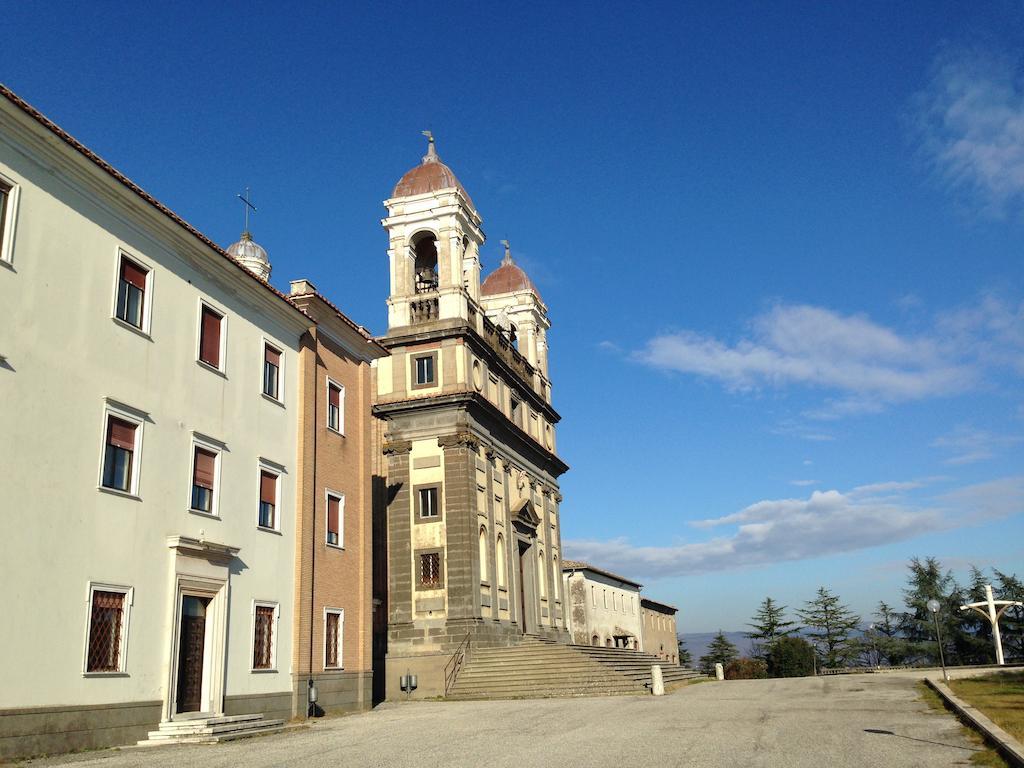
677;557;1023;678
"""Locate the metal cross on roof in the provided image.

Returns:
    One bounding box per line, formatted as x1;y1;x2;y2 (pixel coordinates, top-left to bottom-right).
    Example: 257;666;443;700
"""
237;187;256;235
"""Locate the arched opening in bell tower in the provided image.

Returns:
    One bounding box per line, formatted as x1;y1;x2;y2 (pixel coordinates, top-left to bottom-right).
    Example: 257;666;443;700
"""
411;232;438;293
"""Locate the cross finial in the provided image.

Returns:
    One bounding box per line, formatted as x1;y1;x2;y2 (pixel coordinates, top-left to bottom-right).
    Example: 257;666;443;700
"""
237;187;257;236
421;130;438;163
500;239;513;265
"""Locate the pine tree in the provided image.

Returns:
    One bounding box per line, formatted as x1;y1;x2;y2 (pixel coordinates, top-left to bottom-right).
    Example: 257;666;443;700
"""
797;587;861;669
698;631;738;675
961;565;995;664
677;636;693;668
901;556;970;666
993;569;1024;663
868;601;910;666
746;597;798;659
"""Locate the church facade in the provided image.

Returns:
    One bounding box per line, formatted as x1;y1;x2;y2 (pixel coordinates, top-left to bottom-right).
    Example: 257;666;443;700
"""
373;137;570;698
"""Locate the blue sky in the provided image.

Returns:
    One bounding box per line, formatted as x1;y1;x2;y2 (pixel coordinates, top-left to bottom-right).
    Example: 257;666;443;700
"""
5;2;1022;632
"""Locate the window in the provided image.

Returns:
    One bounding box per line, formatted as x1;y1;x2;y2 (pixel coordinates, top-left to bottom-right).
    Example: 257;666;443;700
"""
252;603;277;670
479;526;488;583
591;585;597;606
419;551;442;589
85;585;131;673
326;492;343;547
259;470;278;529
416;484;440;521
102;416;137;493
115;255;148;330
190;446;217;514
0;180;10;254
327;380;344;433
198;304;224;369
263;343;281;400
603;589;608;609
511;397;522;427
325;609;344;669
411;352;437;388
538;550;546;597
0;176;18;264
495;534;506;589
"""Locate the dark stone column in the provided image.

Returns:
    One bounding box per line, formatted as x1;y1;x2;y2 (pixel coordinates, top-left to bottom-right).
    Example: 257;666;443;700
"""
384;440;412;626
439;432;479;621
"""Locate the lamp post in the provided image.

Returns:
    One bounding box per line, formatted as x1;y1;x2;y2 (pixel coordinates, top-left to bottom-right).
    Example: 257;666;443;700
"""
927;599;949;683
868;623;878;668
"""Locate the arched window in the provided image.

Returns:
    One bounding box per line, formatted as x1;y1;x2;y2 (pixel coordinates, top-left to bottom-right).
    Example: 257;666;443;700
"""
605;637;613;648
591;634;600;647
537;549;546;597
495;534;506;588
412;232;438;293
479;526;488;584
551;553;559;600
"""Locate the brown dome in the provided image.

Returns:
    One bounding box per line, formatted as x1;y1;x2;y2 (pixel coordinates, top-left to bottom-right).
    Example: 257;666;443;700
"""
392;136;475;210
481;243;541;300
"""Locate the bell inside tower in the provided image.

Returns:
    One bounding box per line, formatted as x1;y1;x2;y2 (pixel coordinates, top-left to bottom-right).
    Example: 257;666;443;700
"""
412;232;438;293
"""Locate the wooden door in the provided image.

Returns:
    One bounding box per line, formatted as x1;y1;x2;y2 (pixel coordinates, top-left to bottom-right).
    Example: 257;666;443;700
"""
175;596;210;713
517;541;528;634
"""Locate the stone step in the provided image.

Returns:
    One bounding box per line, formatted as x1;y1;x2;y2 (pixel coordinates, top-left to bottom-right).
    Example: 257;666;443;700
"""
455;673;636;687
138;717;286;746
153;713;265;730
447;687;643;701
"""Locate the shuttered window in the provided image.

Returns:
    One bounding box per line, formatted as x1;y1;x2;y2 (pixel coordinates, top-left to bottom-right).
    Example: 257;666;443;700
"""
102;417;136;492
190;447;217;513
252;605;275;670
199;306;223;368
263;344;281;399
116;256;148;329
258;471;277;529
86;590;126;672
327;494;342;546
325;610;343;669
327;381;343;432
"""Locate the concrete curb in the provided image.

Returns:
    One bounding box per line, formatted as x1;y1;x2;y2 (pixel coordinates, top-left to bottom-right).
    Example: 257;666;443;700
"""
925;677;1024;767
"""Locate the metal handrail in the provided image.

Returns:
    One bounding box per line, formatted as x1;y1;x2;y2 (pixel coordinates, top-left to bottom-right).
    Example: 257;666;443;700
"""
444;632;471;696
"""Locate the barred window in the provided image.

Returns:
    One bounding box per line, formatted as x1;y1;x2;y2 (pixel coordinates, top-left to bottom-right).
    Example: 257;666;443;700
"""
87;590;126;672
419;552;441;589
325;610;343;669
253;604;275;670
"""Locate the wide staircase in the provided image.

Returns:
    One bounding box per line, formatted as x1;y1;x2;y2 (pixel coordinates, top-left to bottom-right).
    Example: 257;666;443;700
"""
572;645;704;688
137;713;286;746
446;636;703;700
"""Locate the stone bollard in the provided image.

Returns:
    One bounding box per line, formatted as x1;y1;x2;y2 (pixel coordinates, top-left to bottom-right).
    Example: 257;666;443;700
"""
715;663;724;681
651;665;664;696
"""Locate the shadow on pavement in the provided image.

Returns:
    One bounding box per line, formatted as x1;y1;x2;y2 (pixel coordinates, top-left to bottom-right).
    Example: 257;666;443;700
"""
863;728;980;752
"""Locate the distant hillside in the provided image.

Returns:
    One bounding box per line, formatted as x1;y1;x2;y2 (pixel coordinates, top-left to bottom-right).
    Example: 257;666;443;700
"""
679;631;752;663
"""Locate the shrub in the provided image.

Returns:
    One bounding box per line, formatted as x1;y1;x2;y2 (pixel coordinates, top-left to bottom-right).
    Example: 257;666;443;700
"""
724;657;767;680
767;636;815;678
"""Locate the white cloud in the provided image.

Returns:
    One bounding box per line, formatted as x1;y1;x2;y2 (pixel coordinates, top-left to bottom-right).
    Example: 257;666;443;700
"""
930;425;1023;465
563;476;1023;579
915;48;1024;216
790;479;817;487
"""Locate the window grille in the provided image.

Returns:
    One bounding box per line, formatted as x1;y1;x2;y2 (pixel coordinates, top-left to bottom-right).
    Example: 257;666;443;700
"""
253;605;274;669
325;612;341;668
420;552;441;588
87;590;124;672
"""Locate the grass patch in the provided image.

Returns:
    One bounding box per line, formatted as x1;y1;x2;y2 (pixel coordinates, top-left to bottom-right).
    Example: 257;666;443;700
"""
916;682;1009;767
950;671;1024;745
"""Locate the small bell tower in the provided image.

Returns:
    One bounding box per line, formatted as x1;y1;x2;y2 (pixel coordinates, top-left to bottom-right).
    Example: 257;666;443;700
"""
381;133;484;333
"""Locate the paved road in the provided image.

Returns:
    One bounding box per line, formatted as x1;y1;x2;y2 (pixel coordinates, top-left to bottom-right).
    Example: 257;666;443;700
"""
28;673;982;768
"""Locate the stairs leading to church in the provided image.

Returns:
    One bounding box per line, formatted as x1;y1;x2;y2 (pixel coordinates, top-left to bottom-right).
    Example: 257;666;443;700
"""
570;645;704;688
446;637;702;700
137;713;286;746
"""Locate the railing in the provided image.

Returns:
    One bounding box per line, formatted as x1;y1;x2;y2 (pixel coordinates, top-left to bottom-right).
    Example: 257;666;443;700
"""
444;632;472;696
410;296;439;324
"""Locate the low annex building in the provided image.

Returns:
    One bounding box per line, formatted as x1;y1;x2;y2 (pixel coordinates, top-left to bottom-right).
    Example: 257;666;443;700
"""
641;598;681;665
562;561;643;649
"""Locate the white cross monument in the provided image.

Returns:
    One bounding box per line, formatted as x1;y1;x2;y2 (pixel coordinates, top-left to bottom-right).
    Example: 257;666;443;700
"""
960;584;1023;666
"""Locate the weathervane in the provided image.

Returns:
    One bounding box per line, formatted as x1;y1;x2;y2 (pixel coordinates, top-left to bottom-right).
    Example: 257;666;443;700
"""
500;239;512;265
237;187;256;236
421;130;438;162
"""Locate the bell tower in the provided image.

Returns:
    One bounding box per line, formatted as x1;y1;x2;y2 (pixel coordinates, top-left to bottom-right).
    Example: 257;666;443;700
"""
381;133;484;331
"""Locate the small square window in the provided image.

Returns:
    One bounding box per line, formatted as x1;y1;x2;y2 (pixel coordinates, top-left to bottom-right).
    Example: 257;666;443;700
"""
102;417;137;493
326;492;343;547
416;485;440;521
115;255;148;330
259;470;278;529
85;585;131;673
327;380;344;433
252;603;277;670
419;551;442;589
325;609;344;669
263;344;281;400
199;305;224;369
411;352;437;388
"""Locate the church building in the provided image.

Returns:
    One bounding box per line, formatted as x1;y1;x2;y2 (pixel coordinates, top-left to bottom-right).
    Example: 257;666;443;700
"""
373;137;569;698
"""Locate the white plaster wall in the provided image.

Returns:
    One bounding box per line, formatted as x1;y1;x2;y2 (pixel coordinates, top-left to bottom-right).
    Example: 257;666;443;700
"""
562;571;643;648
0;116;306;709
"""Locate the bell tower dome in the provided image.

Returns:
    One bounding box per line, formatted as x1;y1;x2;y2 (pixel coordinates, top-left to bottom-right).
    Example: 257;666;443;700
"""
381;133;484;333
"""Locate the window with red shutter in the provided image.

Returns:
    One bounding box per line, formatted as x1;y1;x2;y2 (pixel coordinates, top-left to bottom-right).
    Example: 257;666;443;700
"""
327;494;341;546
199;306;223;368
102;417;137;492
259;471;277;529
327;381;342;432
263;344;281;399
116;256;148;329
191;447;217;513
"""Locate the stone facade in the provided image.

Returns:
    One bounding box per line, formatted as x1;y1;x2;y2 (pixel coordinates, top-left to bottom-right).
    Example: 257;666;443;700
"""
562;562;644;649
373;141;570;699
641;598;680;665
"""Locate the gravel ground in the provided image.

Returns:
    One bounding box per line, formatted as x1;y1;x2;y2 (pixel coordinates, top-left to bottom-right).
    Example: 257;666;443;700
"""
22;672;982;768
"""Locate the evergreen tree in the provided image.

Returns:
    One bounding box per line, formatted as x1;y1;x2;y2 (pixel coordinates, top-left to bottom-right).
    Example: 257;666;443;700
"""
868;601;910;666
677;636;693;668
993;569;1024;663
961;565;996;664
698;631;738;675
797;587;861;668
900;556;970;666
766;636;816;678
746;597;798;659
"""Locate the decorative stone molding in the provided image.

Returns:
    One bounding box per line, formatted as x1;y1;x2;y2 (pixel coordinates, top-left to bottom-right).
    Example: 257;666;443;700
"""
382;439;412;456
166;535;239;565
541;486;553;497
437;431;480;451
553;493;563;504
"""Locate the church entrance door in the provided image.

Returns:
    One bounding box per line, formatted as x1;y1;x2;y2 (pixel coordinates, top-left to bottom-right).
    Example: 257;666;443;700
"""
517;539;529;634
